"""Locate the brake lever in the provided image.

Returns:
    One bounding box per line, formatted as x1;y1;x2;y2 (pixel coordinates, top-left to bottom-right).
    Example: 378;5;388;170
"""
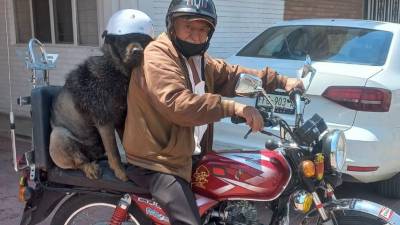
244;129;252;139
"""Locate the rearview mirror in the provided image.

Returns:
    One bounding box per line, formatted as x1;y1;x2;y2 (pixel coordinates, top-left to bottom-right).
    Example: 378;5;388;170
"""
301;55;315;78
235;73;263;97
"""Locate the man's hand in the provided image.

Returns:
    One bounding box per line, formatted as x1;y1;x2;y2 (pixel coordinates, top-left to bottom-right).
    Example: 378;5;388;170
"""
234;103;264;132
284;78;305;93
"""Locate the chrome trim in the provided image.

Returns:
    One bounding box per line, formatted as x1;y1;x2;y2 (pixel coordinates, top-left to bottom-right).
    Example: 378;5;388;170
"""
326;130;346;171
293;190;312;212
312;192;329;221
302;199;400;225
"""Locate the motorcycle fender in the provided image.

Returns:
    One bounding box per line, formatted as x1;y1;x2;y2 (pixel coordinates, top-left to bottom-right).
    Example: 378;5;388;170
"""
302;198;400;225
19;188;67;225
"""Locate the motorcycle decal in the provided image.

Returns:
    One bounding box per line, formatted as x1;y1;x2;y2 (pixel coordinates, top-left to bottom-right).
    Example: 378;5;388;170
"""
195;194;218;215
219;153;277;188
214;183;235;194
132;195;169;224
137;197;162;209
192;165;210;188
379;207;394;221
145;207;169;223
192;151;291;200
219;177;268;193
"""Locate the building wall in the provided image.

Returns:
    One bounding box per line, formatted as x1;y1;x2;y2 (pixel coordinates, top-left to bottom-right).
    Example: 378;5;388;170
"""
147;0;285;58
0;0;104;117
284;0;364;20
0;0;285;117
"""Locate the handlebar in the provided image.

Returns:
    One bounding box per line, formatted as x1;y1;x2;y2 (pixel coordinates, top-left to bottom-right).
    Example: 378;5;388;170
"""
289;88;304;128
231;114;280;128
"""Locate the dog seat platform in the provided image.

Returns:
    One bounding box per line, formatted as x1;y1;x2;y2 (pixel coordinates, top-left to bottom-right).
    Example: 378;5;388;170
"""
31;86;149;195
47;161;149;194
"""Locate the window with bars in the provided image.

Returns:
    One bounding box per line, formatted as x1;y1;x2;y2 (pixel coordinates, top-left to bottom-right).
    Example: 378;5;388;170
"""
365;0;400;23
14;0;99;46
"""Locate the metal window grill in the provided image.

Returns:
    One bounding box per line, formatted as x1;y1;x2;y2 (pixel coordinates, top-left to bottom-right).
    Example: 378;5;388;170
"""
366;0;400;23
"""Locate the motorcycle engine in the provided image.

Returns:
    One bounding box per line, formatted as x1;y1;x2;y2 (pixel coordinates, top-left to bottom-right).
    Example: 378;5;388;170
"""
206;201;259;225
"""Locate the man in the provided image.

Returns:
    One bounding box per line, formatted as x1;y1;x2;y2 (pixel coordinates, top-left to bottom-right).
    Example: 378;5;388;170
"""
123;0;304;224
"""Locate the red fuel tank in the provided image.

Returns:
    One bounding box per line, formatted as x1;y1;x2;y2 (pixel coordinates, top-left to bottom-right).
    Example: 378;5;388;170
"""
191;150;291;201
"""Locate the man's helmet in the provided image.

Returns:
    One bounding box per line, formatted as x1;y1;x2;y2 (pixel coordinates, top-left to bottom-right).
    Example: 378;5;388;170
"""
166;0;217;56
166;0;217;30
104;9;154;39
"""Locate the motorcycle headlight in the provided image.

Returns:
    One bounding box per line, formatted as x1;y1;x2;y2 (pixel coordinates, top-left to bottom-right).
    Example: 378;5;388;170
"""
322;130;346;172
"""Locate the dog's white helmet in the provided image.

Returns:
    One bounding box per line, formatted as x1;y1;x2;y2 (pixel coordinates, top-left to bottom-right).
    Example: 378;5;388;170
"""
105;9;154;38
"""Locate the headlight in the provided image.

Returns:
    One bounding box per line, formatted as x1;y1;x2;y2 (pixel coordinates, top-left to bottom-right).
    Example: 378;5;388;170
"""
322;130;346;171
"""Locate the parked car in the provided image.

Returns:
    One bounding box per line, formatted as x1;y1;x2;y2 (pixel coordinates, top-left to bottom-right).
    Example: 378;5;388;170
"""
213;19;400;197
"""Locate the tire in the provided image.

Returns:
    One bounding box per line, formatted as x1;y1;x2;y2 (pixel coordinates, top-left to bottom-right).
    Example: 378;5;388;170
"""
51;193;152;225
376;173;400;198
302;210;387;225
326;210;387;225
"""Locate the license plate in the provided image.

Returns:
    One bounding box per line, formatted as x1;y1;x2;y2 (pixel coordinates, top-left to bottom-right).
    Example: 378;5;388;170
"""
256;92;295;115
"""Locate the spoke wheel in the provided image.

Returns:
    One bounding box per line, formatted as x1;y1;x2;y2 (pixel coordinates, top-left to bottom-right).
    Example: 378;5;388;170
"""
51;194;151;225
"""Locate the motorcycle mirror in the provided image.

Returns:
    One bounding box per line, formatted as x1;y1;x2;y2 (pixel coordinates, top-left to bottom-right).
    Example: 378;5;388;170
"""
301;55;315;78
300;55;316;93
235;73;263;97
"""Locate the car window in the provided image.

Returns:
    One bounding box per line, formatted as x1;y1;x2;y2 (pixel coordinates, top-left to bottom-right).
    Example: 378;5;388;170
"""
237;25;393;66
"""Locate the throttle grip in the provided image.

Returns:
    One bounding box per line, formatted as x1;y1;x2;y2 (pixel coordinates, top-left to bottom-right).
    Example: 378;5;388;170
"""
231;116;246;124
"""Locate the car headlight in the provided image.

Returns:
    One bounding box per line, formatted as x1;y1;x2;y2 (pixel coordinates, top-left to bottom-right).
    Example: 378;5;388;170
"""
322;130;346;172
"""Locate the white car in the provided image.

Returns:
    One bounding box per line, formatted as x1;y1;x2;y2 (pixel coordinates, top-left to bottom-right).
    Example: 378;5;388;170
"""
213;19;400;197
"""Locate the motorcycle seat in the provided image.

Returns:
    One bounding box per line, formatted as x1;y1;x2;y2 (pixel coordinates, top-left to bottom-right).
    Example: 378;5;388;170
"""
47;160;150;194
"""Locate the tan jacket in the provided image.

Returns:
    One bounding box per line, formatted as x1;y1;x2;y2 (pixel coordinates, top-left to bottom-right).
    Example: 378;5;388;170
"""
123;33;287;181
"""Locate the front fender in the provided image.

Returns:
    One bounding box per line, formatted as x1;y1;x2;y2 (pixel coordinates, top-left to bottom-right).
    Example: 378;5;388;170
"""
302;198;400;225
19;187;67;225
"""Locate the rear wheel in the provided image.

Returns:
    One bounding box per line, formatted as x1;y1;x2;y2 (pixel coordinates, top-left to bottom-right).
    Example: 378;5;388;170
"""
51;194;151;225
376;173;400;198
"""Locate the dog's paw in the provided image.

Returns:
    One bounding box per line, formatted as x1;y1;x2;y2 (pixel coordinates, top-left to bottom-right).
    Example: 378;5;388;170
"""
115;168;129;182
83;162;102;180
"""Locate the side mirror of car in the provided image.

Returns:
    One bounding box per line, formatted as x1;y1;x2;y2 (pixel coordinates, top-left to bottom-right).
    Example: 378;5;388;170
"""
235;73;263;97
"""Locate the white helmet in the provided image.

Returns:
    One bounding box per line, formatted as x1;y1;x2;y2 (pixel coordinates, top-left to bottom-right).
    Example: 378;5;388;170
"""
105;9;154;38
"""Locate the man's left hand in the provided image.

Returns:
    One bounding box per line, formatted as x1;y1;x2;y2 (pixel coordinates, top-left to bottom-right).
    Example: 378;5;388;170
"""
284;78;305;93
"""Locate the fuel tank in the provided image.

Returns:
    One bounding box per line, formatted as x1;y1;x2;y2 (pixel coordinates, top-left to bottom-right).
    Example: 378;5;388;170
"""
192;150;291;201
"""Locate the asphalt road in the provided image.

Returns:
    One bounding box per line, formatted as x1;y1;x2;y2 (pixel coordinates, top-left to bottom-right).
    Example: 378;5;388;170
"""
0;134;399;225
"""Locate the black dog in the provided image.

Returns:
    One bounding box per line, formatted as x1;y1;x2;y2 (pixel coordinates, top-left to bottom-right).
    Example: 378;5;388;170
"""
49;34;152;181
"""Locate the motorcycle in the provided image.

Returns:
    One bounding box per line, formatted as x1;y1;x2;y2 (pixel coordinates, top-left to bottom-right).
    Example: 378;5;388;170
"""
13;40;400;225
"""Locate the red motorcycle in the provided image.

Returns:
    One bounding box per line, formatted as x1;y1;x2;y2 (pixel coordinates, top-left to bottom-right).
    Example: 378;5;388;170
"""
14;47;400;225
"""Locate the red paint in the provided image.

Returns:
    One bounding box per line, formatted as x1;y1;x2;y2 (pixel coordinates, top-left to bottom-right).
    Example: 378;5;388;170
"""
347;166;379;172
110;206;128;225
128;149;291;224
212;167;226;176
191;150;291;201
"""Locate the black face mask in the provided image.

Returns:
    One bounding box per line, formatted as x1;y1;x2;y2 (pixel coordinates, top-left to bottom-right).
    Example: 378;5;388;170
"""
175;38;207;58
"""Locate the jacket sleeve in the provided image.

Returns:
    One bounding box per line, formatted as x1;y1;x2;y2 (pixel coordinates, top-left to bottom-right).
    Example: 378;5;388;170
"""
142;43;235;127
207;55;288;97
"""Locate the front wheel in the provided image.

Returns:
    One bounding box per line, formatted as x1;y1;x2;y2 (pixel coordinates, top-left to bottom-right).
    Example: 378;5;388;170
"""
51;193;152;225
316;210;387;225
301;199;400;225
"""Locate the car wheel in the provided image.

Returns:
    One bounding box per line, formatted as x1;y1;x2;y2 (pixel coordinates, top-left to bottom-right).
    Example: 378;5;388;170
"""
376;173;400;198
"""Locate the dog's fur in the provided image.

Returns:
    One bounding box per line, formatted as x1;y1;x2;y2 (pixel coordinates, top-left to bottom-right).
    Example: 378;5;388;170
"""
49;34;152;181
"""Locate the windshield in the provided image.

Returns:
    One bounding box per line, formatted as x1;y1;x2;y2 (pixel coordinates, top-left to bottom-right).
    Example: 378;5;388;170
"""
237;25;393;66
